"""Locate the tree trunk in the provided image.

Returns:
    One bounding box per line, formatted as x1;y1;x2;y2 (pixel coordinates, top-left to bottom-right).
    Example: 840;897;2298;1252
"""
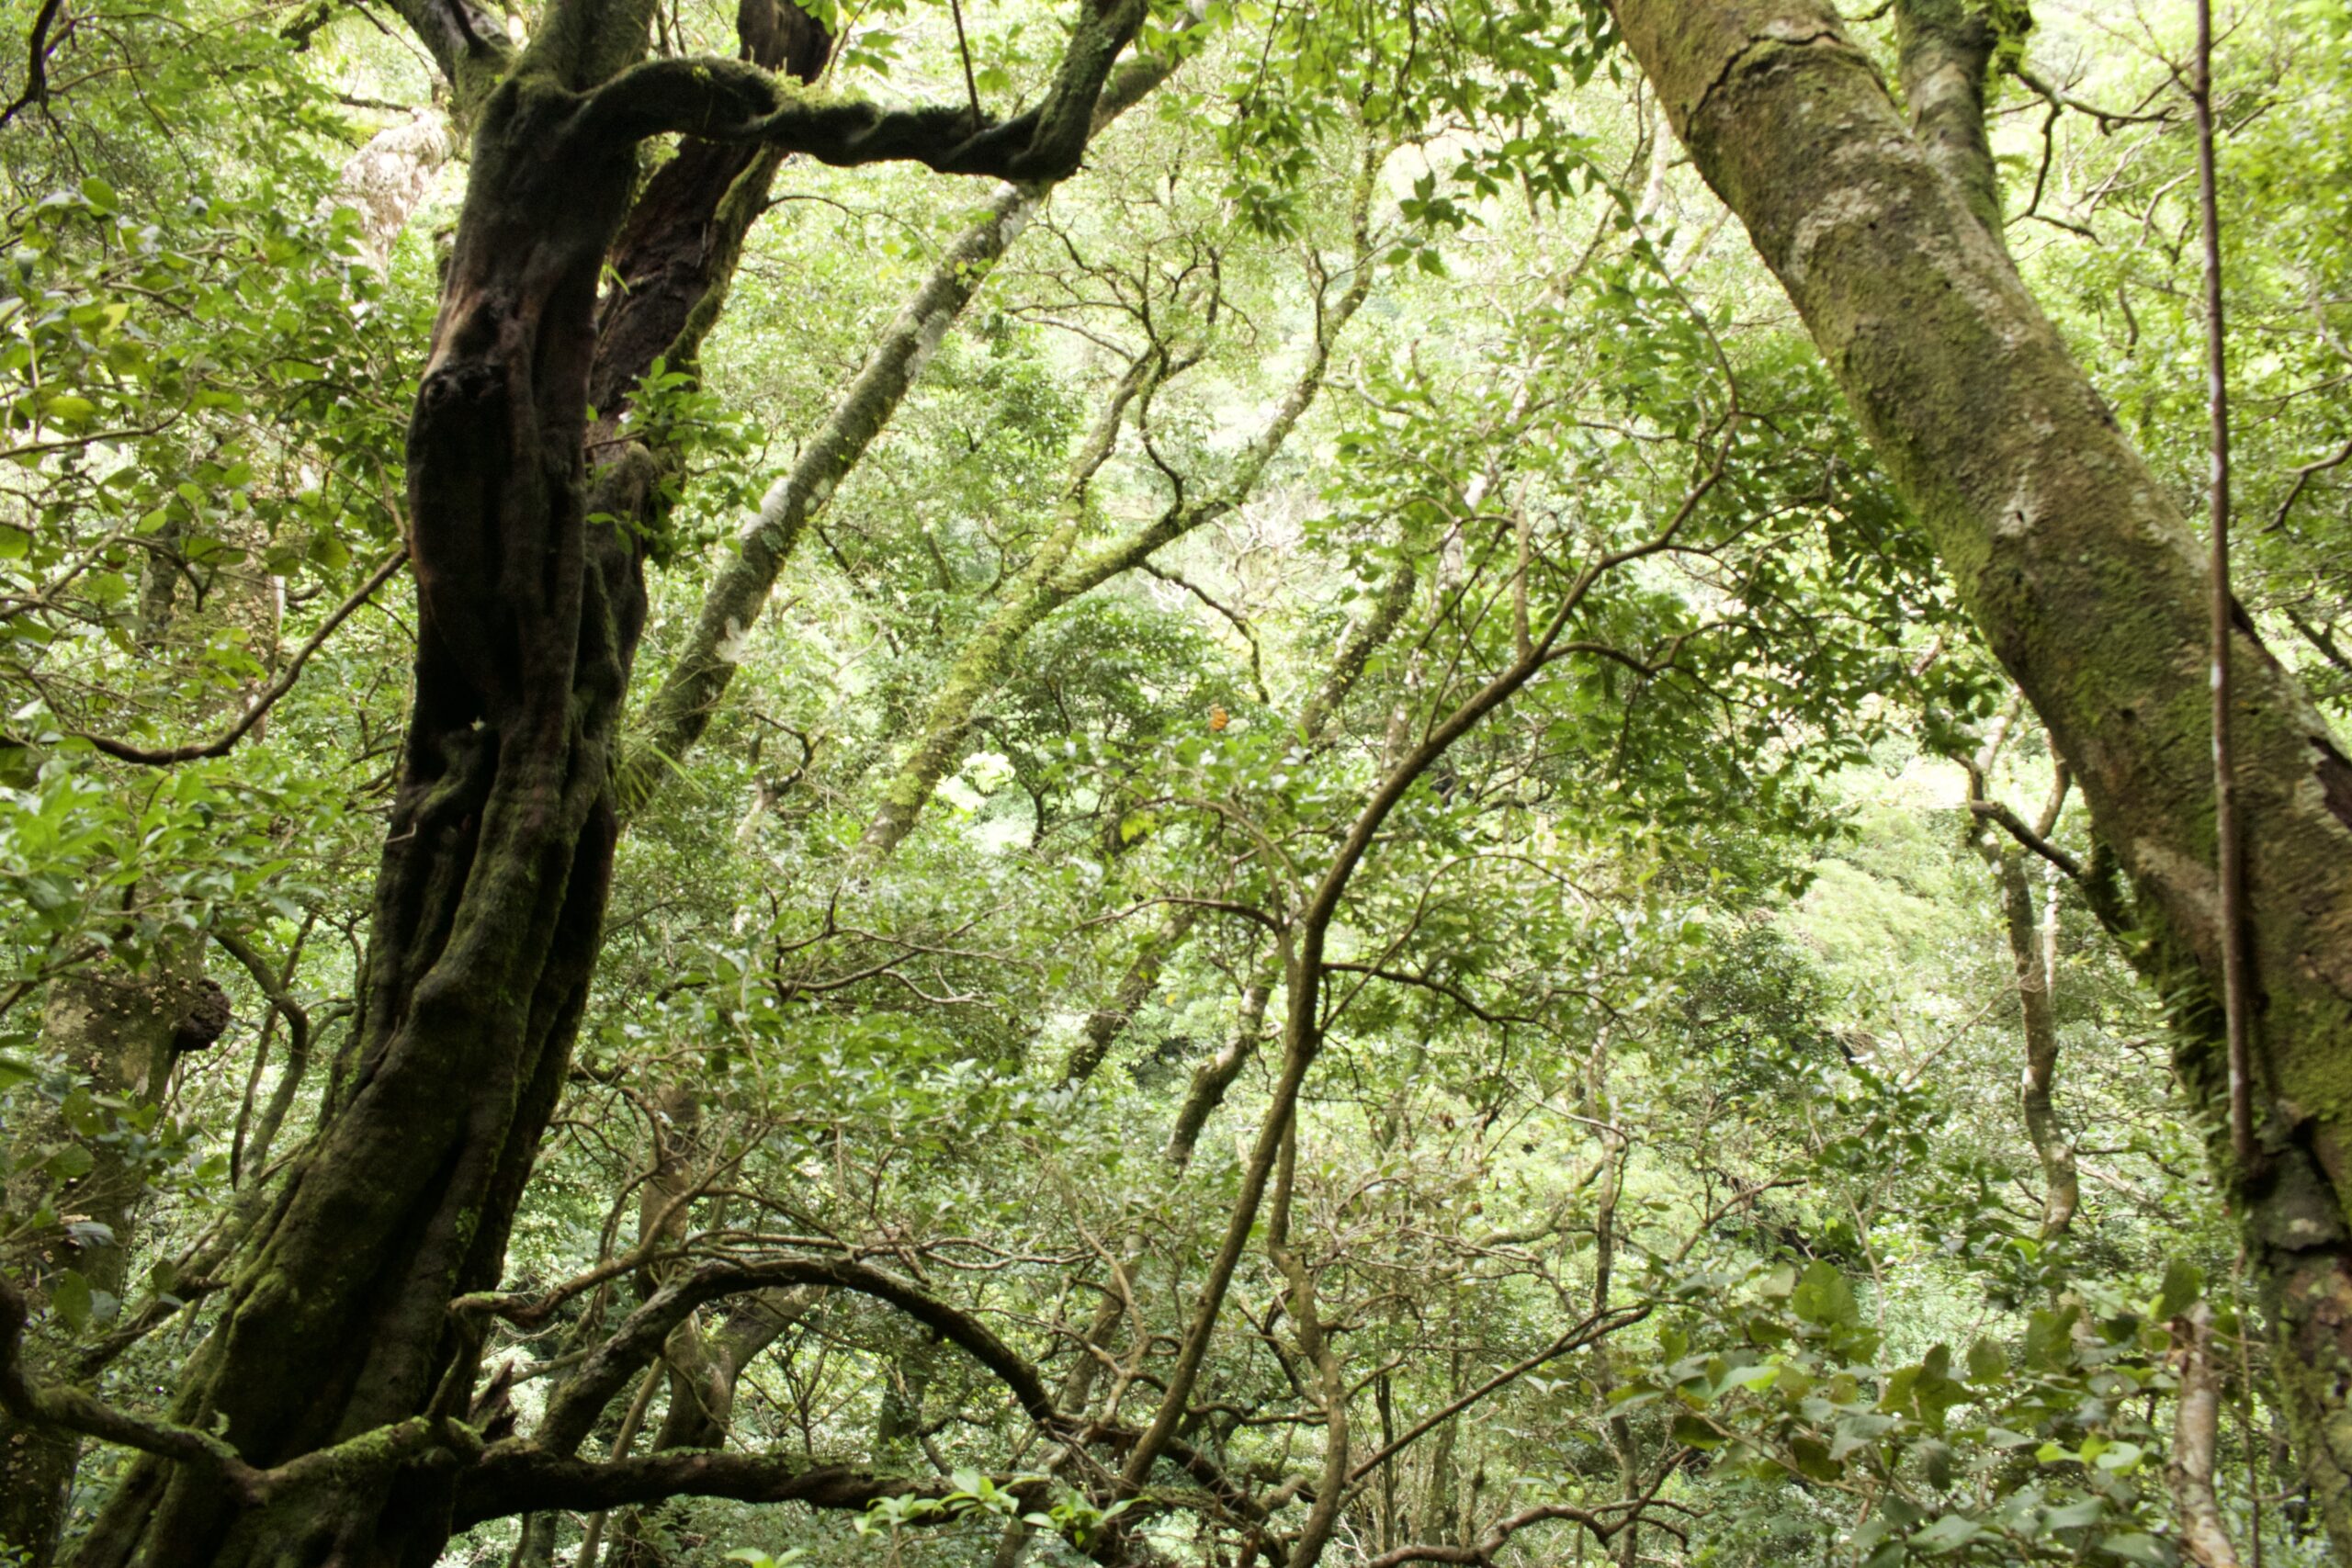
1;970;200;1565
72;42;658;1566
1607;0;2352;1549
1995;845;2078;1238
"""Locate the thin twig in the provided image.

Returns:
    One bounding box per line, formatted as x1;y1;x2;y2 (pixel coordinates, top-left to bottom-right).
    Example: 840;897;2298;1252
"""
2191;0;2256;1173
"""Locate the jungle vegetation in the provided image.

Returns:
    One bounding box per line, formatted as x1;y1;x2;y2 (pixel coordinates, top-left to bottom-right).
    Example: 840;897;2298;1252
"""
1;0;2349;1562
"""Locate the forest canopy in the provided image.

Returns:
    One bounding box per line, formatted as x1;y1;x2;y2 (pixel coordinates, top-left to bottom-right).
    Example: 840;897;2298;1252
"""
1;0;2349;1563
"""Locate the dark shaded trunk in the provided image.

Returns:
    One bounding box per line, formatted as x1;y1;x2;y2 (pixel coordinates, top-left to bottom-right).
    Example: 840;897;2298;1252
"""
72;46;659;1568
11;0;1140;1555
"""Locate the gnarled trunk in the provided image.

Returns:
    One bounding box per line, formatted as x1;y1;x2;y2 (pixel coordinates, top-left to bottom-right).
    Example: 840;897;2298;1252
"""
73;54;652;1568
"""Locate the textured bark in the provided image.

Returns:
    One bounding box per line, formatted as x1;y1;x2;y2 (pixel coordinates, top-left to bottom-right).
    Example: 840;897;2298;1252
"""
1608;0;2352;1550
2169;1302;2245;1568
1997;848;2079;1237
332;111;458;272
1;972;196;1566
73;48;656;1562
1893;0;2005;245
1062;908;1195;1086
586;0;828;431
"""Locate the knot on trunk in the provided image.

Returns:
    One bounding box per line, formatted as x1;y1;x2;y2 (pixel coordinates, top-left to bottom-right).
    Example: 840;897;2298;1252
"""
171;978;232;1055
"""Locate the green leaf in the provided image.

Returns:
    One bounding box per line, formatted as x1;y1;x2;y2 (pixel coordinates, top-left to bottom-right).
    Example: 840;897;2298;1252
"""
2155;1258;2202;1320
1792;1260;1859;1329
1789;1435;1842;1482
1911;1515;1982;1553
1966;1336;2008;1384
2043;1496;2105;1530
2025;1304;2080;1370
52;1269;93;1331
1670;1413;1722;1449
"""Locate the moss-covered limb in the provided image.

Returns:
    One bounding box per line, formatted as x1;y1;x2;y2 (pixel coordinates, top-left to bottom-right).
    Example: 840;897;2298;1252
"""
1060;908;1197;1086
533;1256;1066;1462
1608;0;2352;1546
858;178;1384;857
617;179;1035;816
2;1276;259;1492
1987;842;2078;1236
621;58;1188;815
378;0;512;126
852;352;1159;856
2;1278;463;1518
580;0;1145;180
1893;0;2006;247
1296;537;1420;750
1050;148;1384;602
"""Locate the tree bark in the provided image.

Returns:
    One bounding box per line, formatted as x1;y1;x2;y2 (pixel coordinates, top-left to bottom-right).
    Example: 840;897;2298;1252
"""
1;971;199;1566
1607;0;2352;1550
1995;845;2079;1238
13;0;1147;1552
74;49;659;1564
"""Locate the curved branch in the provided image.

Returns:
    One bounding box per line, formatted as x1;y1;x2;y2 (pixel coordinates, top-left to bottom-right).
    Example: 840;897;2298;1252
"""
80;547;408;767
2;1271;260;1495
531;1256;1061;1457
450;1446;1013;1526
0;0;63;129
581;0;1146;179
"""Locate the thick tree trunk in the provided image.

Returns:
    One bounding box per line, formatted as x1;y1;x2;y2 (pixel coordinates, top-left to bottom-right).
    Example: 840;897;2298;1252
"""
1607;0;2352;1550
73;50;655;1568
6;0;1141;1555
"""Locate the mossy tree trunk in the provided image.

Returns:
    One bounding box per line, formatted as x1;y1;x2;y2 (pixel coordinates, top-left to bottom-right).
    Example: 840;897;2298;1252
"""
74;39;660;1564
1608;0;2352;1550
43;0;1143;1557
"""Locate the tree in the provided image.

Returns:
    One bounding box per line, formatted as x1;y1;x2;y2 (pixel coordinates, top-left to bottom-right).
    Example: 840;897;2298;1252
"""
4;0;1160;1558
1606;0;2352;1549
5;0;2348;1564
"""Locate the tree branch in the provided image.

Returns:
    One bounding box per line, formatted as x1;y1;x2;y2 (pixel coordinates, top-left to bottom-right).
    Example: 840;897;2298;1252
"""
531;1256;1063;1458
580;0;1146;179
78;547;408;767
450;1445;1014;1525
